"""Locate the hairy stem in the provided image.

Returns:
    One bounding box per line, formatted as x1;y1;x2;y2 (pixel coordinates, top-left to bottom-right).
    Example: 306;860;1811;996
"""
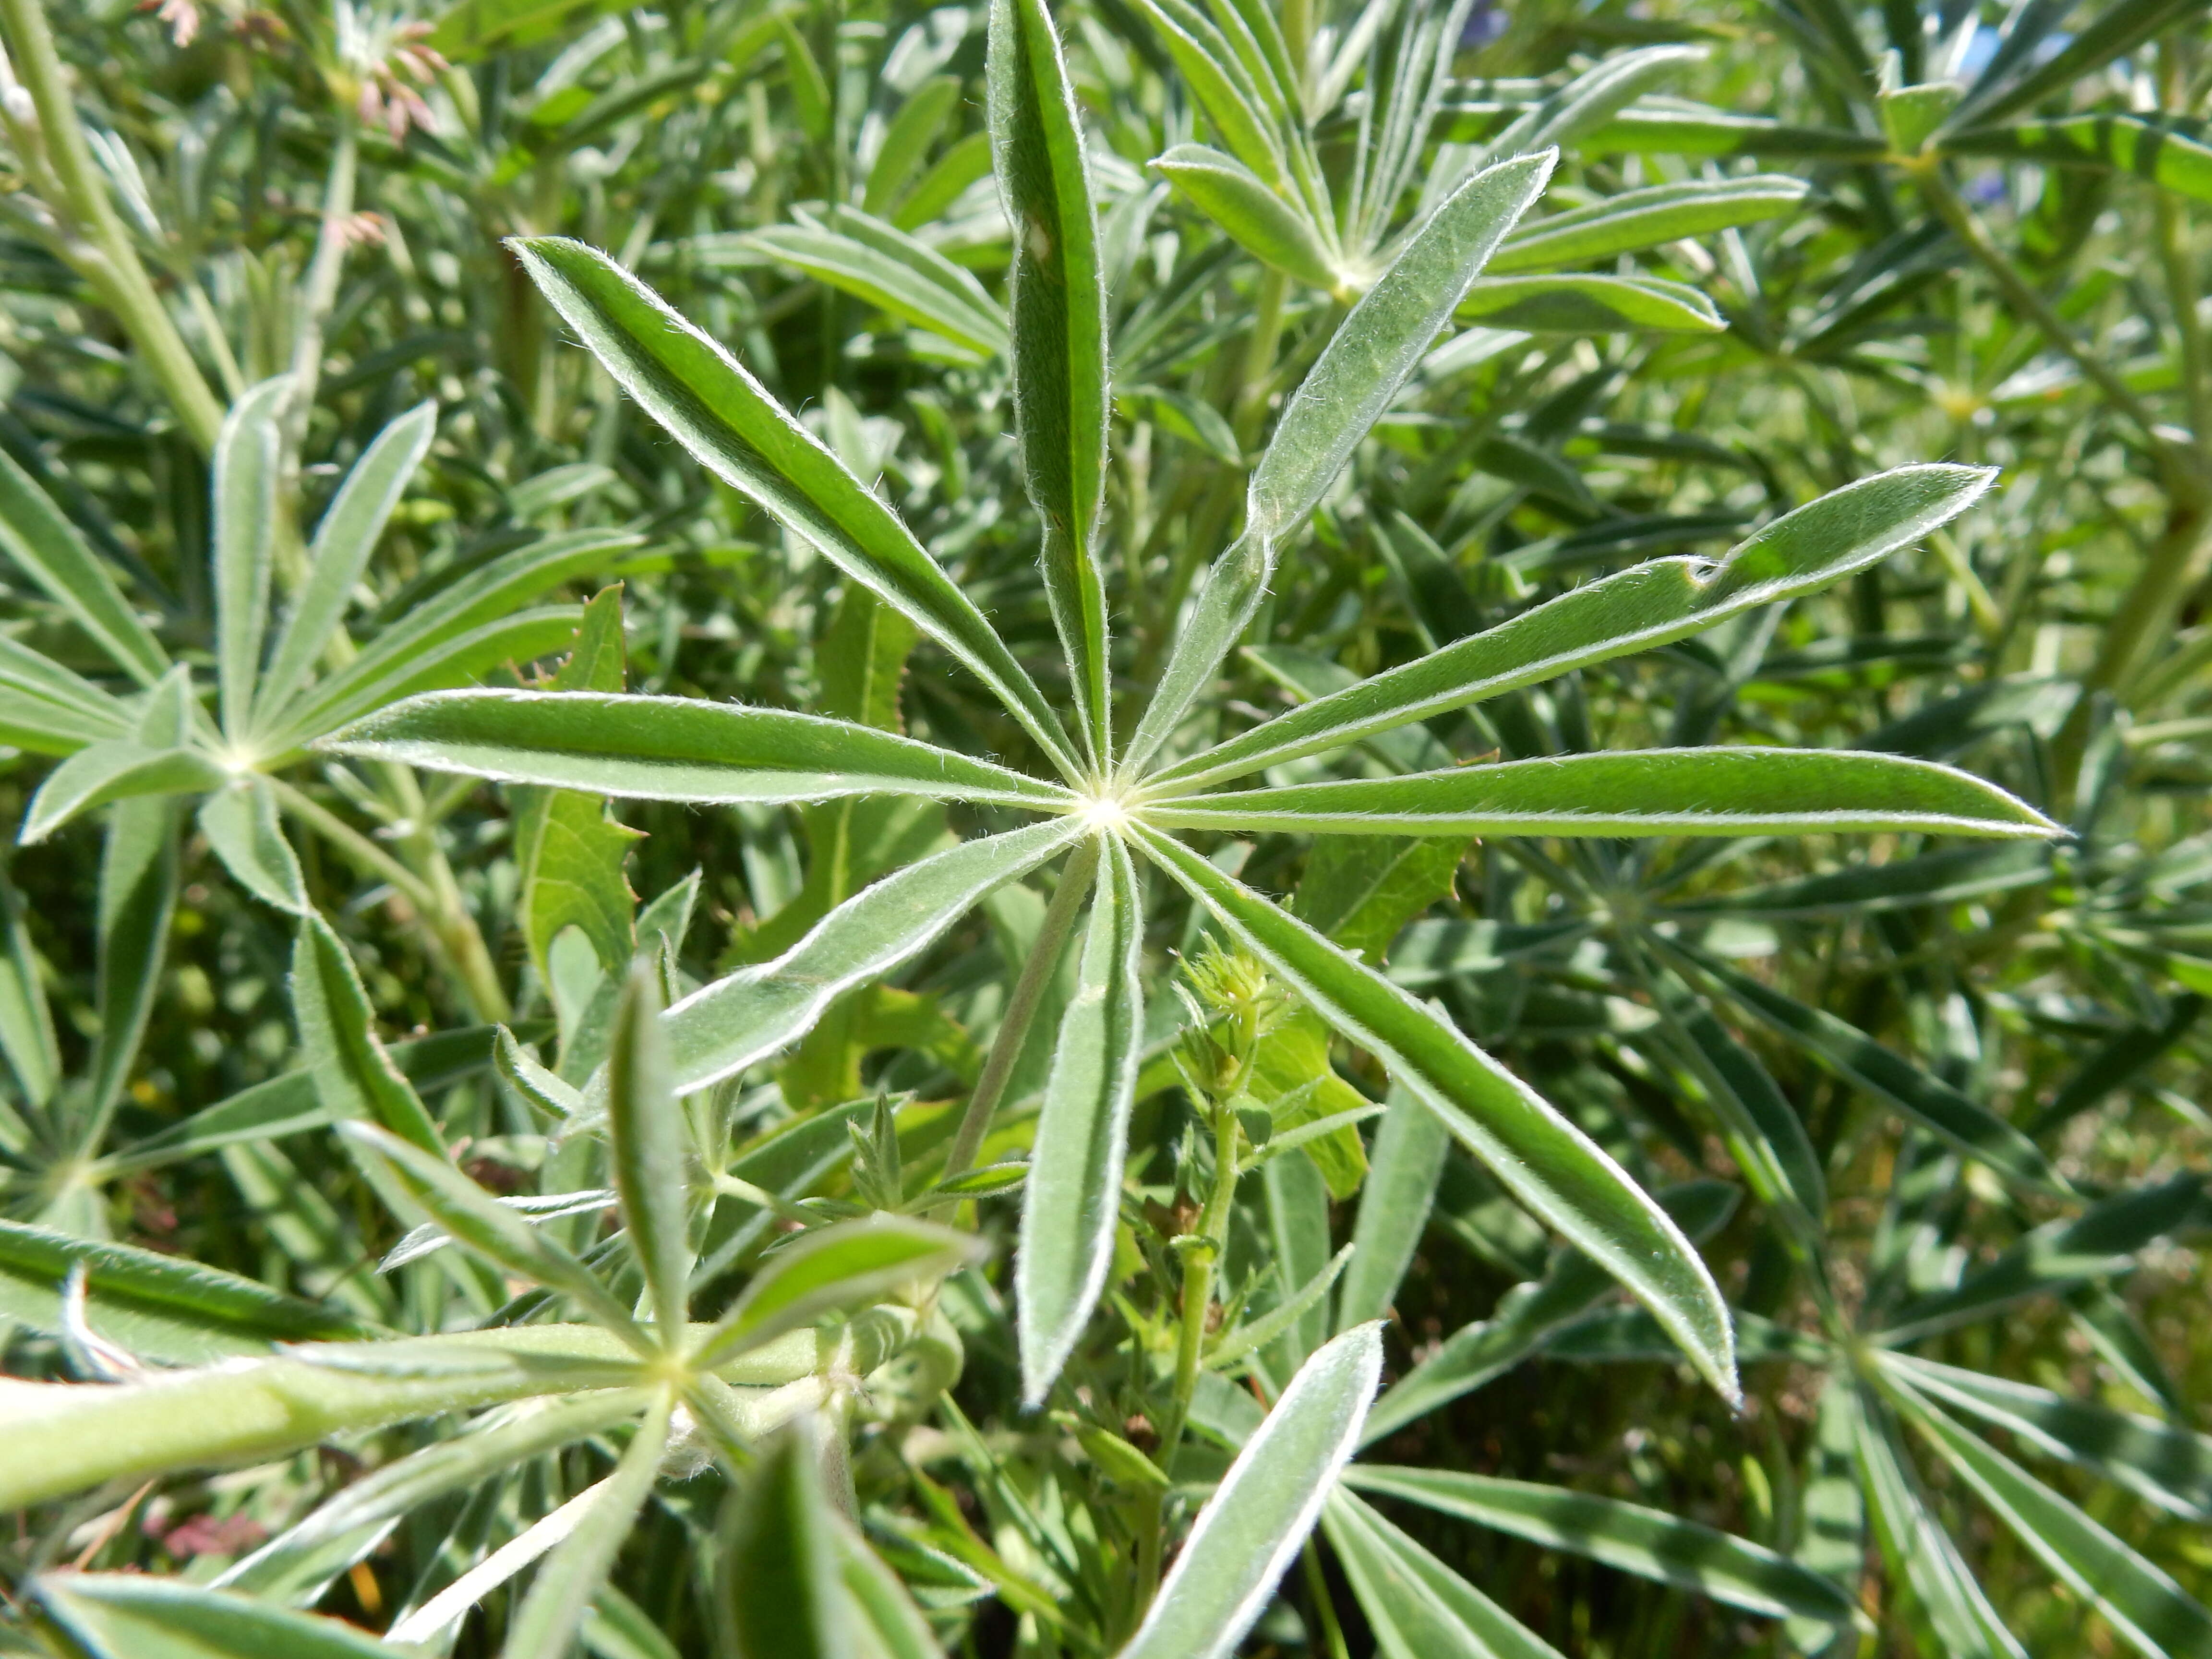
938;838;1101;1183
0;0;223;451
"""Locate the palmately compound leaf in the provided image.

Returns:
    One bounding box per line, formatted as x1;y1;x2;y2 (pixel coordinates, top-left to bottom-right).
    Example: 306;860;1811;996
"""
1149;463;1996;792
1137;827;1739;1403
322;688;1070;809
1143;748;2058;838
1016;837;1142;1405
509;235;1083;782
989;0;1113;765
1119;1323;1383;1659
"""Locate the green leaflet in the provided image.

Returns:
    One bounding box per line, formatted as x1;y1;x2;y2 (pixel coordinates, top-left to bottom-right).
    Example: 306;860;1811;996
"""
1854;1384;2027;1659
218;1391;651;1604
1477;43;1704;168
1456;274;1724;333
1943;111;2212;204
0;440;168;687
690;1214;981;1371
1336;1084;1449;1330
665;816;1084;1094
1487;176;1808;273
725;1417;853;1659
738;210;1010;357
1119;1323;1382;1659
35;1574;398;1659
1152;143;1340;290
988;0;1112;764
84;730;184;1154
499;1394;674;1659
323;687;1072;809
1247;149;1555;541
0;1217;366;1364
864;74;962;218
340;1119;650;1343
509;237;1083;783
268;527;643;745
1148;464;1996;791
253;399;437;732
1325;1489;1566;1659
1880;1351;2212;1519
1347;1465;1862;1625
199;775;310;915
607;962;693;1343
1362;1180;1739;1442
1876;1174;2205;1341
1580;102;1887;158
212;377;290;740
18;737;225;844
1016;837;1141;1405
1898;1387;2212;1659
1123;150;1555;779
1145;748;2057;838
0;1324;654;1509
292;915;445;1154
1137;826;1738;1403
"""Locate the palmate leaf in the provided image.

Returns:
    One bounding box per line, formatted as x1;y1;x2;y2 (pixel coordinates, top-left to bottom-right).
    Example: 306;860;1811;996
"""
509;237;1082;783
1016;836;1142;1405
1120;1323;1383;1659
321;689;1072;809
1149;464;1996;793
1144;748;2056;838
989;0;1112;765
1136;826;1738;1402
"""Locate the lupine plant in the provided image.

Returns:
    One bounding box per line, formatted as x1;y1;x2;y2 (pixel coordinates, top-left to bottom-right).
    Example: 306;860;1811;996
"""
0;0;2209;1655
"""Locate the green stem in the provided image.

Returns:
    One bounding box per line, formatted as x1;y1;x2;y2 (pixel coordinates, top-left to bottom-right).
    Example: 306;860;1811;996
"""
938;838;1101;1185
1300;1538;1352;1659
270;775;512;1023
0;0;223;451
1919;165;2170;451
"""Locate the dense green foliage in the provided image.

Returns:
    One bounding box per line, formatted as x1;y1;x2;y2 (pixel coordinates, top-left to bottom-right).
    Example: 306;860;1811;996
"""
0;0;2208;1654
